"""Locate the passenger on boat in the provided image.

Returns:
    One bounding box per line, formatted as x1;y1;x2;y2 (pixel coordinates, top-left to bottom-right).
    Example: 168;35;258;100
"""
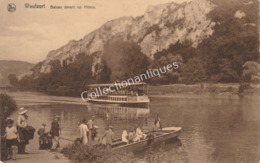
79;119;89;145
127;130;135;143
154;114;162;129
121;130;128;144
130;129;140;142
136;127;147;140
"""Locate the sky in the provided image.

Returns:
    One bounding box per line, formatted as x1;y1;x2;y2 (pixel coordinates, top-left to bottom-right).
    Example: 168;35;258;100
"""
0;0;191;63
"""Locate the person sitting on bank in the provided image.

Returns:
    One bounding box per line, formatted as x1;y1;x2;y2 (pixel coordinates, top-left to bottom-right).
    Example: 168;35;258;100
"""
17;107;29;154
50;115;61;152
5;118;18;160
79;119;89;145
102;125;114;151
121;130;128;144
38;123;47;149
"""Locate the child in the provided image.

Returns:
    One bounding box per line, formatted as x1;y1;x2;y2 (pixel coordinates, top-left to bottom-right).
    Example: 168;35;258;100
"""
5;118;18;160
38;123;47;149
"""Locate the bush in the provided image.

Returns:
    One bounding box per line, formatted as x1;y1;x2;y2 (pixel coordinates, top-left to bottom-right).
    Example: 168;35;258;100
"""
238;83;251;93
61;142;137;163
0;93;17;134
0;93;17;161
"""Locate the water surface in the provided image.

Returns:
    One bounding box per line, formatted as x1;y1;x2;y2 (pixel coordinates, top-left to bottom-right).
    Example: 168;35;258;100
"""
4;91;260;163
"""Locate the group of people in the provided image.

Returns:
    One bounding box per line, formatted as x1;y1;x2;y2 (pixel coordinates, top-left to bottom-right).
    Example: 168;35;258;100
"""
3;107;63;160
78;116;98;145
121;126;147;144
78;113;162;150
3;107;162;160
38;115;62;152
4;107;33;160
77;116;115;152
121;114;161;145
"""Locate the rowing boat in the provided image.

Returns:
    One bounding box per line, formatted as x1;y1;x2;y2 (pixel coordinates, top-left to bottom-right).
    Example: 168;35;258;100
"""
111;127;182;152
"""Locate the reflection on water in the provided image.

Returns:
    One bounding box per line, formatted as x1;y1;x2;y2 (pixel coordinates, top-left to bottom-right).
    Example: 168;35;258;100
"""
87;103;150;121
4;91;260;163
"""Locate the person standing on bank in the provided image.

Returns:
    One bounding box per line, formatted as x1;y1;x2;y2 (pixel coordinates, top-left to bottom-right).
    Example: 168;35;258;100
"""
50;115;61;152
17;107;29;154
79;119;89;145
87;116;95;144
38;123;47;149
102;125;114;152
5;118;18;160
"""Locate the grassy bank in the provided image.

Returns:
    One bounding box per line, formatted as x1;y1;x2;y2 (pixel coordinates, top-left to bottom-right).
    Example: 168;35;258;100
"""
61;141;173;163
147;83;260;95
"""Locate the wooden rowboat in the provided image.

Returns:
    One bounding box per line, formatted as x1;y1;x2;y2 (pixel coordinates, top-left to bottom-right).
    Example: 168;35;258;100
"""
111;127;182;152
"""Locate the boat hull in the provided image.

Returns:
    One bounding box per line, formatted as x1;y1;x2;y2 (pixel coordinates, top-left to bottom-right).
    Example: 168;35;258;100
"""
87;99;149;107
112;128;181;152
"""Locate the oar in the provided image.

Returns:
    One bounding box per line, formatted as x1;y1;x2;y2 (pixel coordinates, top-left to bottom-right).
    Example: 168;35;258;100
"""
60;137;75;142
150;129;174;133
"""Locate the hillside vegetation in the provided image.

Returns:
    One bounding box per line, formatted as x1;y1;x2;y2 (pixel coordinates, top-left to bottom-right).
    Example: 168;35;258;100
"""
18;0;259;93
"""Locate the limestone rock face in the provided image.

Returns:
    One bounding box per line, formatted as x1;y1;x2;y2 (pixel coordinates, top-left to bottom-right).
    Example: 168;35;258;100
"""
37;0;216;75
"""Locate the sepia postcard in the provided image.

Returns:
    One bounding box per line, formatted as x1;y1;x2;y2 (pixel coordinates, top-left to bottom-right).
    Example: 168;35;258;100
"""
0;0;259;162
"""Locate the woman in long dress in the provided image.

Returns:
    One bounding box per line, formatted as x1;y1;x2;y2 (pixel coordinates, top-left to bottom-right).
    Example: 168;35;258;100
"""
79;119;89;145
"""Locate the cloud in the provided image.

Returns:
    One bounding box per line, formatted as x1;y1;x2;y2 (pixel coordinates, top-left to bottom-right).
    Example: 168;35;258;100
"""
9;23;45;34
7;23;54;40
1;0;191;63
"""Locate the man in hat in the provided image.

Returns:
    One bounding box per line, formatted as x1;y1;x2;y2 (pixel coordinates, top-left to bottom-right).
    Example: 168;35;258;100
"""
102;125;114;151
50;115;61;152
17;107;29;154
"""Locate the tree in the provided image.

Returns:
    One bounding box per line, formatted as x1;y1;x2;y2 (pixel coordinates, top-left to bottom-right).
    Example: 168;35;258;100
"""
8;74;18;87
103;39;150;81
242;61;260;83
181;57;206;84
95;59;111;84
149;53;183;84
200;0;259;82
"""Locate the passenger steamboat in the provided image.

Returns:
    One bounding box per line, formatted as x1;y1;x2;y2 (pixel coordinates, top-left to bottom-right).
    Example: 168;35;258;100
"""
85;82;150;107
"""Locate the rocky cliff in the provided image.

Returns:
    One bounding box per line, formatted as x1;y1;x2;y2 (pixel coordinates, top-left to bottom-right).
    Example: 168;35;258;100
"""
36;0;216;75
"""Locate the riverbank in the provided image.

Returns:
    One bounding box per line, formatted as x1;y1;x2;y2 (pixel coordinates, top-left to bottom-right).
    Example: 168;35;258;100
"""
5;150;70;163
2;83;259;98
147;83;260;95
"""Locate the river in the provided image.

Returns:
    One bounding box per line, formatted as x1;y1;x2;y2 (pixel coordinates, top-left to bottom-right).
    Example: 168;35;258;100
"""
3;91;260;163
